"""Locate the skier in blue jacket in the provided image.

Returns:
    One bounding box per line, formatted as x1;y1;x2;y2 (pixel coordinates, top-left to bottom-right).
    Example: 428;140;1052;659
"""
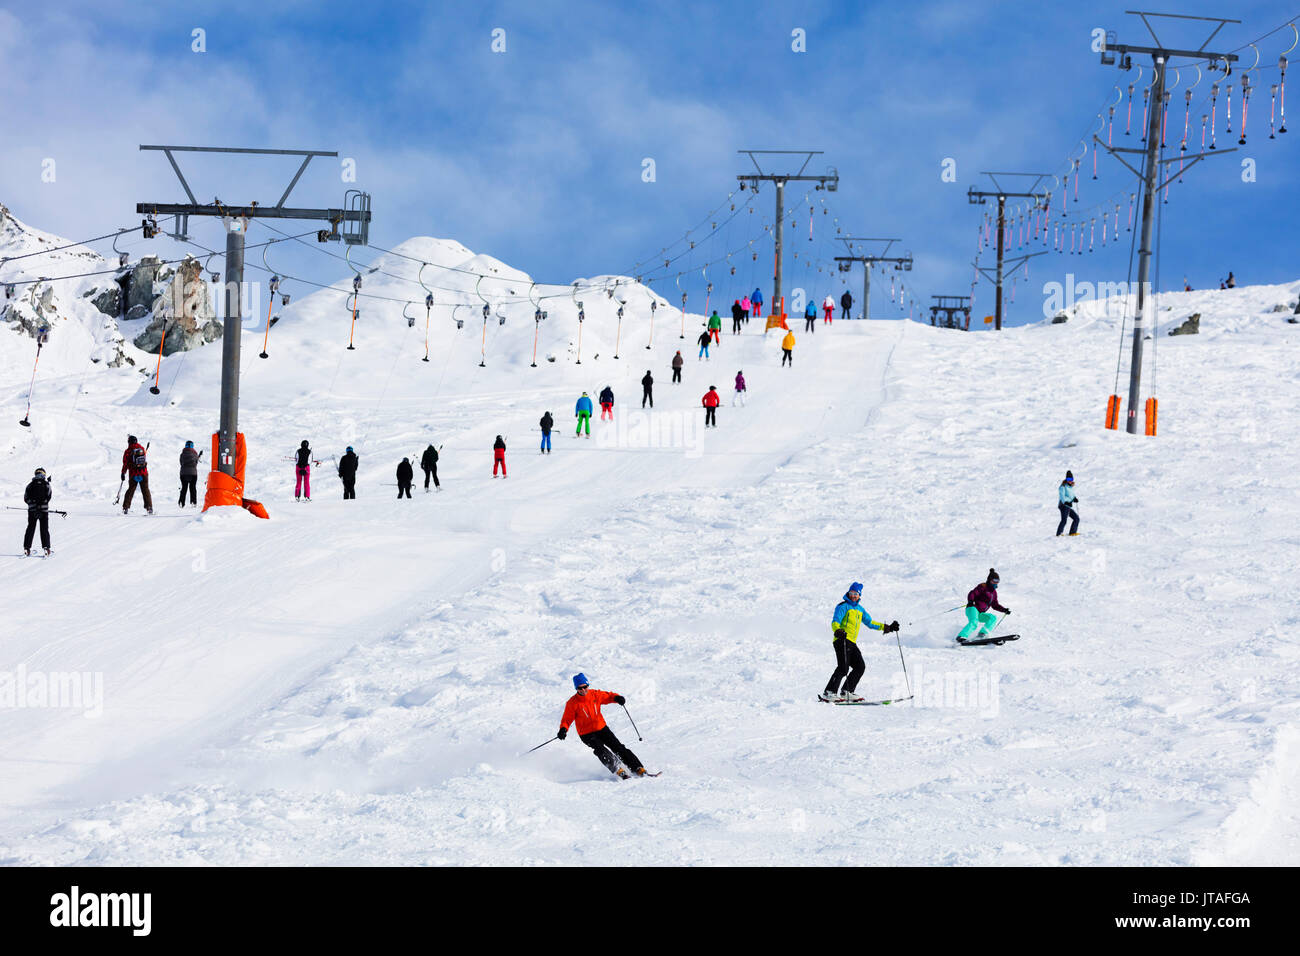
751;287;764;319
820;582;899;703
1057;470;1080;536
575;391;594;437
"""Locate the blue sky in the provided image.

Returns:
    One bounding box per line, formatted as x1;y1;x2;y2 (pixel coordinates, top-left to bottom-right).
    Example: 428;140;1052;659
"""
1;0;1295;326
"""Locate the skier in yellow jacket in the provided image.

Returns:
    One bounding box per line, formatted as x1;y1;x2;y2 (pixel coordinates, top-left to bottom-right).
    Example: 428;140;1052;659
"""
820;582;899;703
781;329;795;367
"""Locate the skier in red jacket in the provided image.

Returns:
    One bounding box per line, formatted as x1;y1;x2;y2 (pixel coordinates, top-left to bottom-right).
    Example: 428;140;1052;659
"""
558;673;648;778
702;386;720;427
120;435;153;514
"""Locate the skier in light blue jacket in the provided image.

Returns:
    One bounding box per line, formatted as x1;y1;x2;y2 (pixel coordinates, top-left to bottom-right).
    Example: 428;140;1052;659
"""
1057;470;1080;536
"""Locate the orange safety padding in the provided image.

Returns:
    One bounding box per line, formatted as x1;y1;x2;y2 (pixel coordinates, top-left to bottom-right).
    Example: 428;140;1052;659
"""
202;432;268;517
1105;395;1121;430
1145;397;1158;436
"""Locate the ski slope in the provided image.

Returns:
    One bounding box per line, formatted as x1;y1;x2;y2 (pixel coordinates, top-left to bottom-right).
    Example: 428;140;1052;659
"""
2;222;1298;865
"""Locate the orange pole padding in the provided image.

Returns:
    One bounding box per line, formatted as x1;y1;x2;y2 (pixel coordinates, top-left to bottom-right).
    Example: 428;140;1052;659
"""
1145;397;1158;436
1105;394;1121;430
202;431;269;518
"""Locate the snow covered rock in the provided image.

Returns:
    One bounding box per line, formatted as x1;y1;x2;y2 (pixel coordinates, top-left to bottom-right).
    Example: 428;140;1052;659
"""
1168;312;1200;336
131;256;222;355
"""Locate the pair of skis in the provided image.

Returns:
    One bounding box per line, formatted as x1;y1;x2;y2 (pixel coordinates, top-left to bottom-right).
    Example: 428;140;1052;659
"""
819;694;914;706
956;633;1020;647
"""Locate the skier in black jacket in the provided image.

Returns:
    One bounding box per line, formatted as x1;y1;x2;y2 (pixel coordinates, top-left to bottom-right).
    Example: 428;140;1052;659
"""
539;412;554;454
730;300;745;334
23;467;53;556
338;446;358;499
641;371;654;408
396;457;414;498
420;443;440;489
840;290;853;320
178;440;201;507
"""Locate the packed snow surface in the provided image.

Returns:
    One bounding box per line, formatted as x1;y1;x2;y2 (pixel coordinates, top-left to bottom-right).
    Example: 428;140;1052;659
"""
2;220;1298;864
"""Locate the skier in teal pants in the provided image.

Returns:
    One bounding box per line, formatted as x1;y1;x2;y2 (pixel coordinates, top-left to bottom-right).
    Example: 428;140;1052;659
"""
958;568;1010;640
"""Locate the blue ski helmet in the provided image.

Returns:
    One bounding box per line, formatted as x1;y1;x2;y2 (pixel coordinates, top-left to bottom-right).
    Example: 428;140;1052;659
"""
346;446;354;453
185;440;194;448
572;673;589;689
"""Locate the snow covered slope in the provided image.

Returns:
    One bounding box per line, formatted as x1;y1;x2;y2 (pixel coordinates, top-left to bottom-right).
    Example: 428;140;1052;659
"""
2;216;1298;864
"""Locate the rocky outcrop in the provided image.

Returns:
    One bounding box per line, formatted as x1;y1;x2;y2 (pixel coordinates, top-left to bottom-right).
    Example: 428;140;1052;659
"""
1051;312;1069;324
131;256;222;355
1168;312;1200;336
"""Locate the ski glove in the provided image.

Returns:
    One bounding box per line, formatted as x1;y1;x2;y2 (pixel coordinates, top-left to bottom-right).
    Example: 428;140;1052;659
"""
884;621;900;633
834;628;847;640
613;695;626;706
1002;608;1011;615
557;727;567;740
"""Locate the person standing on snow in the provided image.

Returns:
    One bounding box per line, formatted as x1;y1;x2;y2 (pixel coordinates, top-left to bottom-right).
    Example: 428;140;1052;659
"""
751;286;764;318
23;467;53;556
539;411;554;454
731;299;745;334
697;328;712;360
1057;470;1080;536
493;435;507;477
420;443;440;490
781;329;795;366
957;569;1010;642
702;385;720;427
805;299;817;332
396;457;414;498
338;446;359;499
671;351;684;383
178;440;201;508
841;289;853;320
575;391;593;436
733;370;747;406
293;440;315;501
822;293;835;323
741;294;753;322
121;435;153;514
820;582;899;702
708;310;722;344
641;370;654;408
599;385;615;421
557;673;649;778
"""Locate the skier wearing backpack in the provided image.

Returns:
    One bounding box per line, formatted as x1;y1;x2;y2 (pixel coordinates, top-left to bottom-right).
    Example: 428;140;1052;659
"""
599;385;615;421
493;435;507;477
396;457;414;498
557;673;649;779
23;467;53;556
293;440;315;501
178;440;201;508
420;443;440;489
1057;470;1079;536
671;351;684;383
820;582;900;703
957;569;1010;642
575;392;593;436
338;446;358;499
121;435;153;514
804;299;817;332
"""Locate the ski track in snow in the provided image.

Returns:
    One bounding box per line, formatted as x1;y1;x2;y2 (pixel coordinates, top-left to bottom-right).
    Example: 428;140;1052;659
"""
2;231;1298;864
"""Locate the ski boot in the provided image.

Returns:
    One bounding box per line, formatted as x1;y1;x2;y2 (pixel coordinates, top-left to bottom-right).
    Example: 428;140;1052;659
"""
24;549;31;557
44;548;51;556
842;691;866;704
615;767;630;780
635;767;648;777
818;689;843;703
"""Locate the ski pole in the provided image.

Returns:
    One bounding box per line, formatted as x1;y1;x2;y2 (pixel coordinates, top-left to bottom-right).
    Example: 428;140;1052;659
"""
906;605;965;626
894;627;913;700
524;736;559;755
621;704;643;741
112;477;125;505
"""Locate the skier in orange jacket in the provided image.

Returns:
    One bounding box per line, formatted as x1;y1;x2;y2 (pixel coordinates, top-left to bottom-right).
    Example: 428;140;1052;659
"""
558;673;648;778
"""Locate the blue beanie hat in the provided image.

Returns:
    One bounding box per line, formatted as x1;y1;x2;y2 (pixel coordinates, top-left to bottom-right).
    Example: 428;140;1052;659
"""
849;582;864;595
572;673;589;689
